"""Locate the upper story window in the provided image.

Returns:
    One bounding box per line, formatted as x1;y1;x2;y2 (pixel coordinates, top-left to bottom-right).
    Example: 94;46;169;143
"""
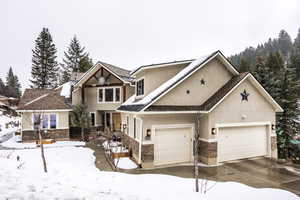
98;87;122;103
136;79;144;96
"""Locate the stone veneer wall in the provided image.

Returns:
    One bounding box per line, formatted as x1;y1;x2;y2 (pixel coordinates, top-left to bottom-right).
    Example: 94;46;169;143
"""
22;129;69;141
141;144;154;162
198;140;217;165
121;132;139;161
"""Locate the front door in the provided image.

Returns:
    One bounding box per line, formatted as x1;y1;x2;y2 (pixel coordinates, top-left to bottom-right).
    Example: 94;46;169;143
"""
112;113;121;131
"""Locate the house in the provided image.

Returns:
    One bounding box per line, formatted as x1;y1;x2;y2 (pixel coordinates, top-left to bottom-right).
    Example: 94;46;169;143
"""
0;95;19;110
71;61;135;133
17;87;72;141
117;50;283;168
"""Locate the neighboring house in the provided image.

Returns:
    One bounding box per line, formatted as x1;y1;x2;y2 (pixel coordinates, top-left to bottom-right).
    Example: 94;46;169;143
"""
117;51;283;168
17;88;72;141
71;61;135;132
0;95;19;110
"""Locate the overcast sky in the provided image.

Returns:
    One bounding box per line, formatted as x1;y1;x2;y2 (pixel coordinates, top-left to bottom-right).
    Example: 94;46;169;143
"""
0;0;300;90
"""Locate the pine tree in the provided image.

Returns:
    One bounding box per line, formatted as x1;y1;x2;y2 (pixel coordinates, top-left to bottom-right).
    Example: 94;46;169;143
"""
30;28;59;89
266;52;284;76
61;36;93;83
276;64;300;158
290;28;300;80
0;78;6;96
5;67;21;98
253;56;280;100
278;30;293;60
239;58;251;73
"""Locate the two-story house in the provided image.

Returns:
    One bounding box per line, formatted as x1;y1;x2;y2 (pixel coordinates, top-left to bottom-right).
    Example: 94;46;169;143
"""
71;61;135;132
117;51;283;168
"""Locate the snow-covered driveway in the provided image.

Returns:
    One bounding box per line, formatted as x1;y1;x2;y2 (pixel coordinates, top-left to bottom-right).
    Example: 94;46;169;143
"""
0;146;298;200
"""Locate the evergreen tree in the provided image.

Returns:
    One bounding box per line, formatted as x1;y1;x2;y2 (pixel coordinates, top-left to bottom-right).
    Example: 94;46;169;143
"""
0;78;6;96
30;28;59;89
277;30;293;60
265;52;284;76
5;67;21;98
61;36;93;83
239;58;251;72
290;28;300;80
276;64;300;158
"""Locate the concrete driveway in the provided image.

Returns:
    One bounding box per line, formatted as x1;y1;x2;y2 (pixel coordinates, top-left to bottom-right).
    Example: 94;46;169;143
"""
129;158;300;196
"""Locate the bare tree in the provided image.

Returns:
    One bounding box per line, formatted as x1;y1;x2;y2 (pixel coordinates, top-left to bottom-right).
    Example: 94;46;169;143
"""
23;112;48;173
194;113;201;192
34;113;47;173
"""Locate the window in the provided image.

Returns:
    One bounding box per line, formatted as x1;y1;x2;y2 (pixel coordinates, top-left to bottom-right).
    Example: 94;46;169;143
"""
136;79;144;96
115;88;120;102
98;89;103;102
126;116;129;134
98;87;122;103
90;112;95;126
42;114;48;129
33;113;57;129
134;118;136;139
50;114;57;129
105;88;114;102
33;114;40;130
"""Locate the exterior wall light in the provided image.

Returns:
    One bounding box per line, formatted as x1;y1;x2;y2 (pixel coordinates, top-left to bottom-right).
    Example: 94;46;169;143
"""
145;129;151;140
122;124;127;131
271;124;276;130
98;76;106;85
211;128;216;135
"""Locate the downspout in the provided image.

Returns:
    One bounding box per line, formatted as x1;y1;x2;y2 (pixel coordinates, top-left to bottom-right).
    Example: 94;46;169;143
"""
138;118;143;165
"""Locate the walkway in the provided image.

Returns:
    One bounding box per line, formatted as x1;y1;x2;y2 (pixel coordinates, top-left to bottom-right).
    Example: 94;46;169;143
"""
86;139;113;171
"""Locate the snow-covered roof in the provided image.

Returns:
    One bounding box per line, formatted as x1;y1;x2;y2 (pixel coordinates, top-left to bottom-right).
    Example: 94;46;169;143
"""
118;50;239;112
60;82;72;98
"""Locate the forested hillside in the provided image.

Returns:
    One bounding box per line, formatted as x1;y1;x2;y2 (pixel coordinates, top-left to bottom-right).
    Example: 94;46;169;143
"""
230;29;300;79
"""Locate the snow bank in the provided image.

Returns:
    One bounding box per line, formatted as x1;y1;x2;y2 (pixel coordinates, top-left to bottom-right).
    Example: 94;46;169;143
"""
60;81;71;98
0;113;20;137
1;137;85;149
114;157;137;169
0;147;298;200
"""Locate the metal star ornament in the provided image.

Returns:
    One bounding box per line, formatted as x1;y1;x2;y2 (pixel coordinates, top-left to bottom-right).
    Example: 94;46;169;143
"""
240;89;250;101
200;78;206;85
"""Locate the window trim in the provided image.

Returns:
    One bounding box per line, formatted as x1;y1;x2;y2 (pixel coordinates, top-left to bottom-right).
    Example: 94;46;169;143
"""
90;112;96;127
136;77;145;97
97;86;122;103
32;113;58;130
134;117;137;139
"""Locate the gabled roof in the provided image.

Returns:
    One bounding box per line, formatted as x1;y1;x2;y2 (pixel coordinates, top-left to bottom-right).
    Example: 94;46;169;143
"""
17;88;72;111
118;50;240;112
74;61;133;87
70;72;85;82
118;72;283;113
131;59;195;76
118;50;283;113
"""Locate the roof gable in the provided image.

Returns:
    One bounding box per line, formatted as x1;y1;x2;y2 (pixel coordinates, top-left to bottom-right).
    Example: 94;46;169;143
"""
117;50;240;112
74;62;132;87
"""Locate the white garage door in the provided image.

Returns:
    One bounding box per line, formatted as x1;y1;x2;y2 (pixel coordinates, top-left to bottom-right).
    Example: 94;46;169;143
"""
154;127;192;165
218;126;267;162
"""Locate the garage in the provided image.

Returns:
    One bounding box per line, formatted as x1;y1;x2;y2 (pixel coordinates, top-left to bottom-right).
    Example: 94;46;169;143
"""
218;125;268;162
154;126;193;166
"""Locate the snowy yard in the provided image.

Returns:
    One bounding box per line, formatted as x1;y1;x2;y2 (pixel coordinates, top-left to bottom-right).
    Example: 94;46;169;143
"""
0;146;298;200
0;113;19;137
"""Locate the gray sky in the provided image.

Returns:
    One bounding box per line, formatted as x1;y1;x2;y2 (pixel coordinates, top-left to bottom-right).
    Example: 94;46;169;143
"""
0;0;300;90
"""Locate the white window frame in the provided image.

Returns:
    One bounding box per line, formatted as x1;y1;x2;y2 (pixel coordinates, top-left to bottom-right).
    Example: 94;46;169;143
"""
90;112;96;127
97;86;122;103
32;113;58;130
136;77;145;97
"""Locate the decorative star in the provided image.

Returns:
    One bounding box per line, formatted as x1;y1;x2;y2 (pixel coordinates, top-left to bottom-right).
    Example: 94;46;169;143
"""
240;89;250;101
200;78;206;85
